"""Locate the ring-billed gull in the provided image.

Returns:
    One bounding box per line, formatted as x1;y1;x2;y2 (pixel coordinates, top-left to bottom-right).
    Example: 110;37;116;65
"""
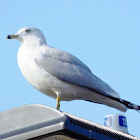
6;27;140;112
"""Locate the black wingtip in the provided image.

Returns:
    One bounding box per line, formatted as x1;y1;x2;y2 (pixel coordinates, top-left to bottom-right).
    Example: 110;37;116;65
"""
117;98;140;113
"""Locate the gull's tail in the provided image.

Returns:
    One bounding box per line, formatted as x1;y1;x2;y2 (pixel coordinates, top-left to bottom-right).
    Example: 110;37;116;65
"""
86;92;140;113
106;95;140;113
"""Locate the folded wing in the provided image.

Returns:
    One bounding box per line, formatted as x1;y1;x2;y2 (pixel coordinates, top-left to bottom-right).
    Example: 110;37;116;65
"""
36;47;120;98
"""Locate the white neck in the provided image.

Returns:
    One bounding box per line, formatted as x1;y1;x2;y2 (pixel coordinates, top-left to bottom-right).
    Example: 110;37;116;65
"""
20;36;47;47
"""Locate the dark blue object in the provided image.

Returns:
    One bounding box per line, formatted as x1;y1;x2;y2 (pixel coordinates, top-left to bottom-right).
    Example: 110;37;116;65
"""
119;116;127;127
7;35;11;39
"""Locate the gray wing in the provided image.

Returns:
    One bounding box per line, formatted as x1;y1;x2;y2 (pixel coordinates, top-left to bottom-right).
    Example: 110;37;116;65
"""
36;47;119;98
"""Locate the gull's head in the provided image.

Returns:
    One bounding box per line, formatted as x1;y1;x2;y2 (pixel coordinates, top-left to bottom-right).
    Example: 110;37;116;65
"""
6;27;47;45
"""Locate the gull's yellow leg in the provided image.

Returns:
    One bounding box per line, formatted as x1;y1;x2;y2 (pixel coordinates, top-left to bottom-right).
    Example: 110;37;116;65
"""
56;95;60;110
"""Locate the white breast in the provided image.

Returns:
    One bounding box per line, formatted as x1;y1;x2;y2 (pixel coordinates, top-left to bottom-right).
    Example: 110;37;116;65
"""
17;46;78;100
17;47;40;85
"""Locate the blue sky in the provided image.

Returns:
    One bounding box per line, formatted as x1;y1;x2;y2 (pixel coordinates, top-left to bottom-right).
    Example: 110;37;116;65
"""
1;0;140;138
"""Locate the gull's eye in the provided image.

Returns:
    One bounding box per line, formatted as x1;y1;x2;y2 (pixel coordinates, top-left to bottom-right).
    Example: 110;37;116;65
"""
25;29;31;33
